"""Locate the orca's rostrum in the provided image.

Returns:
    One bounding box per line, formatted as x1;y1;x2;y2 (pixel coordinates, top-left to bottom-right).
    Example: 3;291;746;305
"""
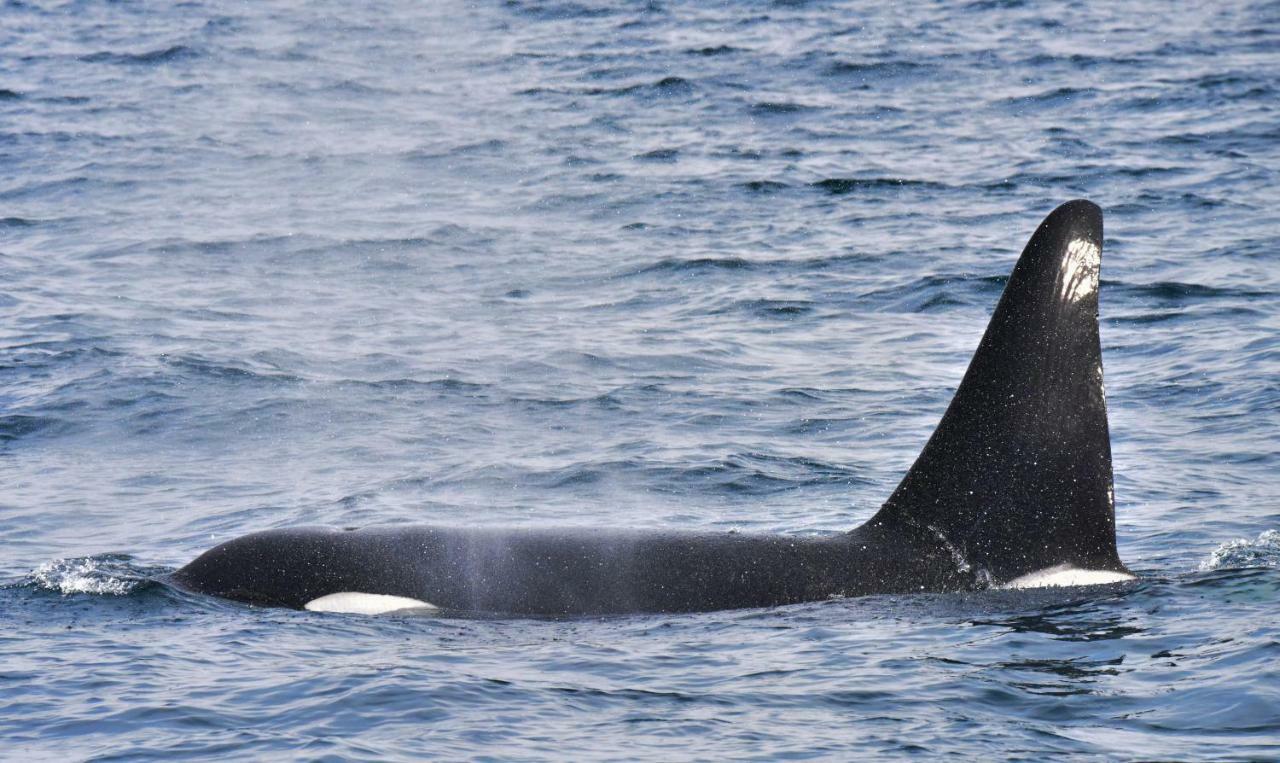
172;200;1132;616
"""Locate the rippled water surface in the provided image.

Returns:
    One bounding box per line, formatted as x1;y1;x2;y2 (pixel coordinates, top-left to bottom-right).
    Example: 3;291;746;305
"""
2;0;1278;759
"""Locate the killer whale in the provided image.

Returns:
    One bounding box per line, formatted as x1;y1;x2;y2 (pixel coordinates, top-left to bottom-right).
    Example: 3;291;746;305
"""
172;200;1132;615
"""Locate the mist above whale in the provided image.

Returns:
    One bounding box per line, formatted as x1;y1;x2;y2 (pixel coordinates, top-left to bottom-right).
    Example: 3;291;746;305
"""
172;200;1131;616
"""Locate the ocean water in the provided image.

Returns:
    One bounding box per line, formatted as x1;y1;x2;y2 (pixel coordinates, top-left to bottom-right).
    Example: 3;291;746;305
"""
2;0;1278;758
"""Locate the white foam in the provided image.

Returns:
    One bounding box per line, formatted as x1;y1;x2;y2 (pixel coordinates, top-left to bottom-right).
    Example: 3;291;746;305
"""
31;557;136;596
1000;564;1134;590
1200;529;1280;571
304;592;438;615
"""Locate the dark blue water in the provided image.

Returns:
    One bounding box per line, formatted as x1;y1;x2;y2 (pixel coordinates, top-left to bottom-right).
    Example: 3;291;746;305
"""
3;0;1279;758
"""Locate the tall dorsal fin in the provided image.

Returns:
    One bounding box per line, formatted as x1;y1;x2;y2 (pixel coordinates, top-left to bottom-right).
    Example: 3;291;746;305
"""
873;200;1127;583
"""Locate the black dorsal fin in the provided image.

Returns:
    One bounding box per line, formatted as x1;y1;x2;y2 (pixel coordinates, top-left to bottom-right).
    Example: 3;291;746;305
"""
873;200;1127;583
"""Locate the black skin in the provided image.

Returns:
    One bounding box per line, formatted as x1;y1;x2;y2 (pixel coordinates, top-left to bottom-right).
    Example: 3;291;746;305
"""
171;521;974;615
170;200;1129;616
876;199;1127;581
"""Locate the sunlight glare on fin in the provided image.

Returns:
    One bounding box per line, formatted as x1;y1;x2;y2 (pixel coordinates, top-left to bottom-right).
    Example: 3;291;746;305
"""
1060;237;1100;304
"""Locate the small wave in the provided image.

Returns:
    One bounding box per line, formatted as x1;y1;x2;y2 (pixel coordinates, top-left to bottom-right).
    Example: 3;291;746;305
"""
1025;52;1142;68
650;453;868;495
1117;281;1272;301
0;175;89;201
79;45;197;66
625;256;755;277
739;180;790;193
342;377;490;396
651;76;692;92
1200;530;1280;571
633;148;679;162
712;298;815;319
161;355;302;384
811;177;948;194
687;45;739;56
0;88;21;100
1002;86;1096;107
319;78;392;97
858;272;1005;311
751;101;816;115
0;414;63;442
502;1;616;20
576;77;695;98
29;555;147;596
824;60;928;79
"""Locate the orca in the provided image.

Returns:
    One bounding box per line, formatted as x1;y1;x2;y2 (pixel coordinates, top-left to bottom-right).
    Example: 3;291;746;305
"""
171;200;1132;616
